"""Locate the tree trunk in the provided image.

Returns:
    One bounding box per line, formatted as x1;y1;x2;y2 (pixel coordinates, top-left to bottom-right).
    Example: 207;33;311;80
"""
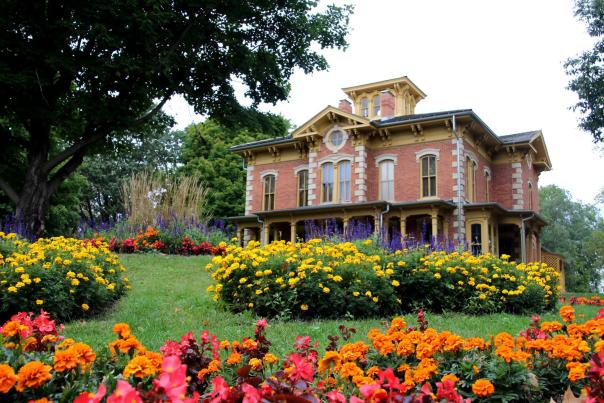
14;143;52;237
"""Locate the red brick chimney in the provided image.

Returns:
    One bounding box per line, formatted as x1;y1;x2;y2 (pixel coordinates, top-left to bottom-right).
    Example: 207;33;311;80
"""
338;99;352;114
380;91;395;117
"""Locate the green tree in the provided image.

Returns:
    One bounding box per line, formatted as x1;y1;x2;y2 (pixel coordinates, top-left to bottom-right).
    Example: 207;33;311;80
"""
566;0;604;143
180;112;290;218
539;185;604;291
0;0;352;235
79;125;184;224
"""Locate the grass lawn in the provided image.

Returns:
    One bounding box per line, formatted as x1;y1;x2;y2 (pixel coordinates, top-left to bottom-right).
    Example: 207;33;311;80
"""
64;254;603;356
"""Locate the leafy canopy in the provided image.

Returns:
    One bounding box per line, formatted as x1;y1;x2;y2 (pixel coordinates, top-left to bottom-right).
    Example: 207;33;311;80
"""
566;0;604;143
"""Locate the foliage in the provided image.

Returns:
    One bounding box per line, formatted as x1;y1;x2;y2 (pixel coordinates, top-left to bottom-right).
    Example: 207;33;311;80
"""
539;185;604;292
180;113;290;218
78;128;184;224
0;233;128;322
566;0;604;143
1;306;604;402
0;0;352;235
206;239;561;319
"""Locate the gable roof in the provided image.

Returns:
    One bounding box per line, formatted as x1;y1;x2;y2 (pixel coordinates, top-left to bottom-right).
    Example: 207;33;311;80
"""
291;105;370;138
500;130;541;144
229;135;294;152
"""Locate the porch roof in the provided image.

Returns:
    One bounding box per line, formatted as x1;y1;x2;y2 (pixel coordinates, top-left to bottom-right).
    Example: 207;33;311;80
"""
465;202;548;225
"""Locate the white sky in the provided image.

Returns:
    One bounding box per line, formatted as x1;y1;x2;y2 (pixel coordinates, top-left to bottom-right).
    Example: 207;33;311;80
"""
164;0;604;204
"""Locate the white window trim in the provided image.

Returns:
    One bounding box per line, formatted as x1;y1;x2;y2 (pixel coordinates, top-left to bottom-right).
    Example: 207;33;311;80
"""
375;154;398;166
293;165;309;176
317;154;354;165
323;126;349;153
483;167;492;177
415;148;440;162
260;170;278;179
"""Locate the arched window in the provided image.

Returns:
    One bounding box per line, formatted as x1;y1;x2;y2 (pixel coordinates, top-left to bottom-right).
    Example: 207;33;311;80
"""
373;95;381;117
322;163;334;203
361;98;369;117
379;160;395;201
420;155;437;198
338;160;351;202
297;170;308;207
262;174;275;211
528;182;533;210
465;157;476;202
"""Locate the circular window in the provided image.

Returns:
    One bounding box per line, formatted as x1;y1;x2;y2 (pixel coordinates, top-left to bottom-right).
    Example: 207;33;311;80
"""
330;130;345;147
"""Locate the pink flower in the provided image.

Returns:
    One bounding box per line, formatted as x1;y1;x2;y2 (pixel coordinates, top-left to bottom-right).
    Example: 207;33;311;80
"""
327;390;346;403
74;384;106;403
242;383;262;403
154;356;188;402
107;380;142;403
160;340;181;357
378;368;401;392
209;376;231;403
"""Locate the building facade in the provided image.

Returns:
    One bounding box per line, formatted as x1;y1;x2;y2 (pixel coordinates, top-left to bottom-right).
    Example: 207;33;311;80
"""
229;76;552;262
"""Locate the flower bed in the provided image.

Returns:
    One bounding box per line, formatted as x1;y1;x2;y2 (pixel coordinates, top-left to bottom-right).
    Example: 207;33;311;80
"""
205;240;560;318
88;226;228;256
560;295;604;306
0;233;129;321
0;306;602;402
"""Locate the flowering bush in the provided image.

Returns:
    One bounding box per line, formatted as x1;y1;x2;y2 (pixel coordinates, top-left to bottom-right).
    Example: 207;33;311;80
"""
0;233;129;321
0;307;603;402
206;239;561;318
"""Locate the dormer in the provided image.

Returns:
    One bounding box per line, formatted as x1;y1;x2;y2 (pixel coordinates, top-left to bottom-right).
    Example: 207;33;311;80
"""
341;76;426;119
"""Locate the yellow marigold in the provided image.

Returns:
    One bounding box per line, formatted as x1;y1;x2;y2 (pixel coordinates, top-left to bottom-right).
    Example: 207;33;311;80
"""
318;351;341;373
300;304;309;311
16;361;52;392
219;340;230;350
0;364;17;393
263;353;278;364
249;358;263;371
226;352;242;365
560;306;575;323
81;303;89;311
471;378;495;398
123;355;158;378
53;348;79;372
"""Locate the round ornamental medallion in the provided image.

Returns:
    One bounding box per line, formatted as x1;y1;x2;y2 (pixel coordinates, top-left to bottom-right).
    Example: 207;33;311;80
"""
324;127;348;152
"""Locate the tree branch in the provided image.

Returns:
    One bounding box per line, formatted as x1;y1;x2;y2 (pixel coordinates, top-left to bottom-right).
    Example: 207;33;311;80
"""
43;130;106;172
0;178;19;205
47;150;87;195
133;93;173;126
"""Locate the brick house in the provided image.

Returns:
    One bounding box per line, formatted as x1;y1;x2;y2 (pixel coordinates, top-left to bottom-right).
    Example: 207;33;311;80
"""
229;76;552;262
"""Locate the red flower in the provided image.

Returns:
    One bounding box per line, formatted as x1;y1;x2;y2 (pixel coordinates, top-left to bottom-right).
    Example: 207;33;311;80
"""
74;384;106;403
107;380;142;403
242;383;262;403
286;354;314;382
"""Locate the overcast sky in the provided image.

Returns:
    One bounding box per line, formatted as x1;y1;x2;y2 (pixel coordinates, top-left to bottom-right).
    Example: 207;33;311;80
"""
164;0;604;204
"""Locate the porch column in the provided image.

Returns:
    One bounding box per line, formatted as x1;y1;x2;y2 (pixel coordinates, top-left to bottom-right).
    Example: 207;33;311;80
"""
400;213;407;238
273;227;279;242
481;219;489;254
431;210;438;241
262;223;270;245
237;226;244;246
343;217;349;237
443;218;449;241
373;212;380;237
290;222;297;244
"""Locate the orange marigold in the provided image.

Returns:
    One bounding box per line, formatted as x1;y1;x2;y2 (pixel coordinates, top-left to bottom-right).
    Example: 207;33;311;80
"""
70;342;97;369
339;362;363;378
472;378;495;397
541;321;563;333
123;355;158;378
112;323;131;338
0;364;17;393
566;361;589;382
1;320;28;338
16;361;52;392
441;373;460;384
318;351;341;373
560;306;575;324
53;348;79;372
226;352;242;365
249;358;263;371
